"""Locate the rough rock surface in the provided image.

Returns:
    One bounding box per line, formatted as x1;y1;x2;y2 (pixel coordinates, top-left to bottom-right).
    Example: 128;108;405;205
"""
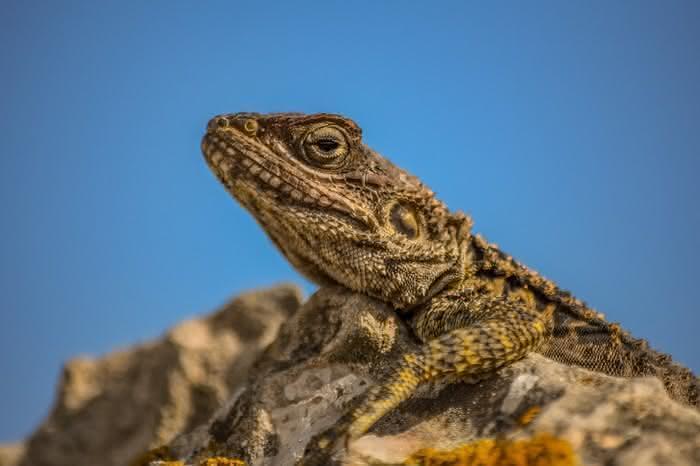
0;444;24;466
162;287;700;466
10;284;302;466
4;285;699;466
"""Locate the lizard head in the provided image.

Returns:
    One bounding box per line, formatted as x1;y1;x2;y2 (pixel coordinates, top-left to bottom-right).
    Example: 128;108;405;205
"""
202;112;471;309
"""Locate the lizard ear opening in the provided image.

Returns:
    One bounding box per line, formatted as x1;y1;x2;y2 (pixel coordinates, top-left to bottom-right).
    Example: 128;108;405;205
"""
389;202;420;239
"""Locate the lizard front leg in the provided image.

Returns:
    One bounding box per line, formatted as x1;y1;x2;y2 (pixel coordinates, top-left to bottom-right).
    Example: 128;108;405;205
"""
299;290;554;465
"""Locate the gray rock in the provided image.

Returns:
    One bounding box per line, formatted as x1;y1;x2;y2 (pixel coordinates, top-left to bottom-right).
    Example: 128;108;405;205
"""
14;284;302;466
6;284;699;466
0;444;24;466
167;287;700;466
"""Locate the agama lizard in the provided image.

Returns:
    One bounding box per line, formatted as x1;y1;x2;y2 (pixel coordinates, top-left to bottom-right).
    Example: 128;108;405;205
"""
201;112;698;464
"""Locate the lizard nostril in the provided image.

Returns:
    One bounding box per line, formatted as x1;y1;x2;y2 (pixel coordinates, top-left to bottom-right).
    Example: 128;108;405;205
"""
207;116;228;132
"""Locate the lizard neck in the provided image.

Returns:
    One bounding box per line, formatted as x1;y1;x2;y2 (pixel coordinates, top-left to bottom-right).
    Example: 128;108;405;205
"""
401;213;473;313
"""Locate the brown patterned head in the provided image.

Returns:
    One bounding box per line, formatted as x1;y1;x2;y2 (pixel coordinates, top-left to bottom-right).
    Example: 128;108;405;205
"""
202;113;471;308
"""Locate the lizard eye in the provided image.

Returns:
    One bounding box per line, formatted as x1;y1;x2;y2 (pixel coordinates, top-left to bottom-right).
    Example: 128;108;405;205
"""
390;203;420;239
302;125;349;167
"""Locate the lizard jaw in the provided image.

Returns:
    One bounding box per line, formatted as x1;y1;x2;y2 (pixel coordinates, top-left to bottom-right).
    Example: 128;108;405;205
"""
201;124;377;234
201;113;467;309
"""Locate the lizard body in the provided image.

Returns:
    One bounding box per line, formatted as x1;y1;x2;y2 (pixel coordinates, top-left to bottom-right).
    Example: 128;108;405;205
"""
201;113;698;464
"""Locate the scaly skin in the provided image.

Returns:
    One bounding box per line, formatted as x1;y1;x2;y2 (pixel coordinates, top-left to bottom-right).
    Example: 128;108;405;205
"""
201;113;698;465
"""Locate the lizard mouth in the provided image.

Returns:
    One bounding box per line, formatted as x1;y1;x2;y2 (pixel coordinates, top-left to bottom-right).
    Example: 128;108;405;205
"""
201;126;376;233
201;123;379;286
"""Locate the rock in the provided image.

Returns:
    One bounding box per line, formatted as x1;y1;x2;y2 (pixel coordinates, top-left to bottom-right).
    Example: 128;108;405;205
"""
14;284;302;466
161;287;700;466
0;443;24;466
8;284;699;466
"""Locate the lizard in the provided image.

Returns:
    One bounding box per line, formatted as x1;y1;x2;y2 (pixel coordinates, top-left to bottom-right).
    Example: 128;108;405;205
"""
201;112;698;464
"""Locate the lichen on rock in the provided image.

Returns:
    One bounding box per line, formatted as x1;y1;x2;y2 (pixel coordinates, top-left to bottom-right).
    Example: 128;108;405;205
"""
160;287;700;466
3;285;699;466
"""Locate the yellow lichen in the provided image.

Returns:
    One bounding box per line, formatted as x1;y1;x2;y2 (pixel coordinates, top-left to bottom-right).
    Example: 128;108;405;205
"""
404;433;576;466
128;445;176;466
517;405;542;427
199;457;246;466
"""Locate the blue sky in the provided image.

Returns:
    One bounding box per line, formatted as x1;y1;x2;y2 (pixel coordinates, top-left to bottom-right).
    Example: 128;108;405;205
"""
1;1;698;442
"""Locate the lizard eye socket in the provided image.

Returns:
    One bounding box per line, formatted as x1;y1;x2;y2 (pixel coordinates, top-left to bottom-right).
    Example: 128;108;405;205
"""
389;202;420;239
302;125;349;167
